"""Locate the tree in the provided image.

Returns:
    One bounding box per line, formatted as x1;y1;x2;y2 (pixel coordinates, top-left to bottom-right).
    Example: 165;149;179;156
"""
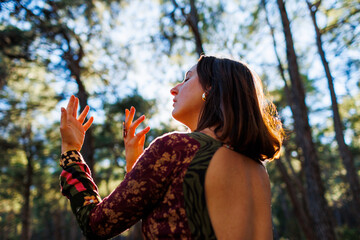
0;60;59;239
305;0;360;225
12;0;98;175
262;1;317;238
276;0;337;238
159;0;225;57
168;0;204;56
0;25;35;89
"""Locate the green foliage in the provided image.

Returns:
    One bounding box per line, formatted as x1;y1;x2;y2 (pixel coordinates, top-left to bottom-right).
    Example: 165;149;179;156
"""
0;26;35;59
335;225;360;240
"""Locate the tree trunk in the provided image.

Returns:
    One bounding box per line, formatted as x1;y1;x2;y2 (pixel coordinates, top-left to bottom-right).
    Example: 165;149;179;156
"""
276;156;317;240
276;0;337;239
262;2;317;238
21;125;33;240
63;32;96;179
74;74;95;178
21;2;97;178
171;0;205;56
54;209;62;240
187;0;204;56
37;1;98;178
306;0;360;225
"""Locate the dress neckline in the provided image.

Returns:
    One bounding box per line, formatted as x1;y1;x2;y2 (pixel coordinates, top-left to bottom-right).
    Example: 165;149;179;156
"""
189;131;265;166
191;131;235;151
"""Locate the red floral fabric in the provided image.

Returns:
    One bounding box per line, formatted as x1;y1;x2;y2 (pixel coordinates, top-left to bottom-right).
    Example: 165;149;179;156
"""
60;132;201;239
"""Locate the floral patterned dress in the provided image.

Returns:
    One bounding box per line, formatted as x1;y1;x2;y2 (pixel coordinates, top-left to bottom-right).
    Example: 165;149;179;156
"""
60;132;223;239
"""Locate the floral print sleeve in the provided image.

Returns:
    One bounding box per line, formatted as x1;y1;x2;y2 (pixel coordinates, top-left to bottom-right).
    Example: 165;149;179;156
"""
59;134;194;239
59;150;103;239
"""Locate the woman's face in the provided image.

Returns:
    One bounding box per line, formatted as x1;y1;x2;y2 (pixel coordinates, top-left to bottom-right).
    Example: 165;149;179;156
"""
170;64;205;131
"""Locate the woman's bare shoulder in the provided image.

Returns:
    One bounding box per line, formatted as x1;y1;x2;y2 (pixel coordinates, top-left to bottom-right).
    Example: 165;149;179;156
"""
207;147;270;185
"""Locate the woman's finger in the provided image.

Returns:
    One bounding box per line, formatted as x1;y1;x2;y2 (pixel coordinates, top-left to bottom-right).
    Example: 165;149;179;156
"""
72;97;79;117
66;95;75;114
126;106;135;128
134;126;150;141
78;105;90;124
60;107;67;130
129;115;145;136
123;109;130;139
83;116;94;131
125;109;129;121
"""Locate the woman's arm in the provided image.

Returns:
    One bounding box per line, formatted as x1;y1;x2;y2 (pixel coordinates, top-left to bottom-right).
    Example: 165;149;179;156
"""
60;136;177;239
60;151;102;239
59;97;179;239
59;95;101;238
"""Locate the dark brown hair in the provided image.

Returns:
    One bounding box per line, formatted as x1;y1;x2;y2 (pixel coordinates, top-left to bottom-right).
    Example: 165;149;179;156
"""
195;55;284;162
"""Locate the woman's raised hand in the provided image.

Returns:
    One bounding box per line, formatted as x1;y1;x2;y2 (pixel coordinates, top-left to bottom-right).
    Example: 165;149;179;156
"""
123;106;151;172
60;95;94;153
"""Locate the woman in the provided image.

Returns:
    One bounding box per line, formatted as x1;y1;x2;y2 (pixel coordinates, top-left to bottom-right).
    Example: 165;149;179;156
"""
59;55;284;239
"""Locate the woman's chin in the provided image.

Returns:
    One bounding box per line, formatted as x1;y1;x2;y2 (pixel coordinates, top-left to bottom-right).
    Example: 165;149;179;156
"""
171;109;179;119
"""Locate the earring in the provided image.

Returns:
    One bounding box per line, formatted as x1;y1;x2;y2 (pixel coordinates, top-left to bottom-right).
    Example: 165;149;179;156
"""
202;92;207;101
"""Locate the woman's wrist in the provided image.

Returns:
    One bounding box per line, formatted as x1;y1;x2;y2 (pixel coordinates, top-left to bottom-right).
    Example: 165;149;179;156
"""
61;143;79;154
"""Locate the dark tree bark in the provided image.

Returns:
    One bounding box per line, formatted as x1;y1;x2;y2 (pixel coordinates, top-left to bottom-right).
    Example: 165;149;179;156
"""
171;0;205;56
17;1;96;177
21;124;33;240
53;209;62;240
276;0;337;239
187;0;204;56
62;30;95;177
276;156;317;239
262;2;317;238
47;1;96;177
306;0;360;225
21;158;32;240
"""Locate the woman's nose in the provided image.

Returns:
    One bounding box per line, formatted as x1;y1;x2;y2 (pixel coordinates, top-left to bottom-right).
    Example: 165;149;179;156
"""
170;85;179;96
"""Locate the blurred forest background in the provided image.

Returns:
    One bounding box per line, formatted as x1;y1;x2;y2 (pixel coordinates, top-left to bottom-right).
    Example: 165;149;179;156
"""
0;0;359;239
